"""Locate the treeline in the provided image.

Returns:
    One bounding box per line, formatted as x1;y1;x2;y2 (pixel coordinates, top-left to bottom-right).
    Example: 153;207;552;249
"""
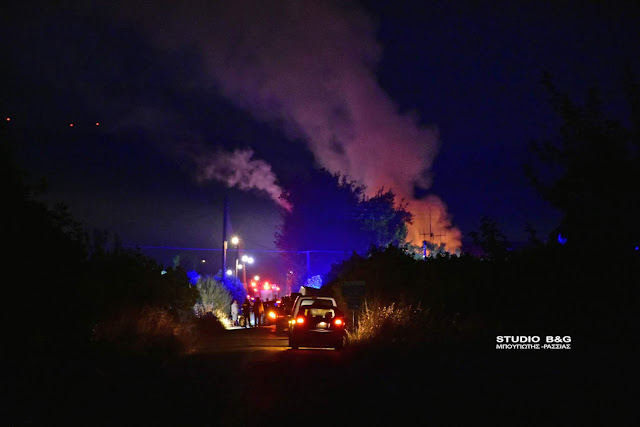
324;242;637;347
3;133;199;357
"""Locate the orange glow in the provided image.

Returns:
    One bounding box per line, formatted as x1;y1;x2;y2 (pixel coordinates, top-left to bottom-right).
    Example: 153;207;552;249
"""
296;316;305;324
268;311;276;319
5;117;10;121
69;123;74;127
95;122;100;126
334;318;343;326
263;283;270;290
407;197;462;254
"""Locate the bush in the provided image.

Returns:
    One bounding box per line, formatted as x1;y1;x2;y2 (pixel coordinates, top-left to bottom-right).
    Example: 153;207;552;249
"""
92;306;198;359
347;299;467;349
193;275;233;329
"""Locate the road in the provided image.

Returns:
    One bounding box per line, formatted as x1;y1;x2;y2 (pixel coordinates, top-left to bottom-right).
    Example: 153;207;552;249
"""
9;325;614;425
182;325;350;424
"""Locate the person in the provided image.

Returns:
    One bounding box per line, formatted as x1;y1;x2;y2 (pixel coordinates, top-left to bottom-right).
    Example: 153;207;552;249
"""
231;299;239;326
253;296;264;327
241;298;252;328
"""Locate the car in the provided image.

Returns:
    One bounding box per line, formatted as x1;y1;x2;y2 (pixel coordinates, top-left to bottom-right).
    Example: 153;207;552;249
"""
263;300;288;333
288;296;347;350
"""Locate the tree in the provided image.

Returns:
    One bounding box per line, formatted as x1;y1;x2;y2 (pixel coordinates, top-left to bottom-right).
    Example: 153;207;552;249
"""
468;216;510;261
275;168;412;281
359;188;412;248
527;72;640;252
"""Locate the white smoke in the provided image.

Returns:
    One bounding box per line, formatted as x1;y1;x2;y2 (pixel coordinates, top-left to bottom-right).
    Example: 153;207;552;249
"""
196;148;291;211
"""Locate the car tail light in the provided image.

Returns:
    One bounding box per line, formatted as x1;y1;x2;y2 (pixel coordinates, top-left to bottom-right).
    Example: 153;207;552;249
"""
334;318;344;327
268;311;277;320
296;316;305;324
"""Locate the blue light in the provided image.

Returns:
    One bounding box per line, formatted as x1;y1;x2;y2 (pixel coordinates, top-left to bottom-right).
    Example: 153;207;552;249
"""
557;233;568;245
187;270;200;285
303;275;323;289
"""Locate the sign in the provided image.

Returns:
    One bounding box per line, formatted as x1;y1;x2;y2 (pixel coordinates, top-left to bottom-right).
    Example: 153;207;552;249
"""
342;281;365;309
341;281;365;297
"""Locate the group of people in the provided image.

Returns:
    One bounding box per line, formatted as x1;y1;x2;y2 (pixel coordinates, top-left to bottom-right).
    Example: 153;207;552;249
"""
230;297;265;328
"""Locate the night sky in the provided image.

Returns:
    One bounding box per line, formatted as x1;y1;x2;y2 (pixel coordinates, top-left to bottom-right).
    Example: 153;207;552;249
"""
3;0;639;279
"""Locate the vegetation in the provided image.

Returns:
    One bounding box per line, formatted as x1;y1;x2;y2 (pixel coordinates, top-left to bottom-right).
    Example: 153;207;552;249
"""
346;300;463;349
527;72;640;253
276;168;412;286
3;129;202;359
193;274;233;329
325;75;639;352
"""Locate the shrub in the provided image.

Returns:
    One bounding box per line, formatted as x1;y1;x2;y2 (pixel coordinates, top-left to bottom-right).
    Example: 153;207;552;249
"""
347;299;465;349
193;275;233;329
92;306;198;358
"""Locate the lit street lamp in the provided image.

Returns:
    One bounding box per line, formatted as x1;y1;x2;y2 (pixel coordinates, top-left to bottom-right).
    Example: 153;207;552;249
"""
241;255;254;294
231;236;240;276
235;262;243;277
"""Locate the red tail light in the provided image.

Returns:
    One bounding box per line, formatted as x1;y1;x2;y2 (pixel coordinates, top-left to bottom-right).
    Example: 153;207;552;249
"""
296;316;305;324
334;318;344;326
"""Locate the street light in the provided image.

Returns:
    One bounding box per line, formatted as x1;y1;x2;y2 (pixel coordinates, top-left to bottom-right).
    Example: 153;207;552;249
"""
241;255;254;294
231;236;240;276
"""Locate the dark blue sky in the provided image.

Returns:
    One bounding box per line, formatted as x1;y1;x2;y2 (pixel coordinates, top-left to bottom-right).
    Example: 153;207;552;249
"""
2;0;639;278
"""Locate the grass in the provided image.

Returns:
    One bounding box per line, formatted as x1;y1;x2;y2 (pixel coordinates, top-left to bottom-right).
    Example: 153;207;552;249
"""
91;306;199;359
346;299;477;351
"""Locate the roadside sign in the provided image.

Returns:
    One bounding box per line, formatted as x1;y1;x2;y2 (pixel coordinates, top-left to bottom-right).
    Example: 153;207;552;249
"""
342;281;365;309
342;281;365;297
346;297;362;309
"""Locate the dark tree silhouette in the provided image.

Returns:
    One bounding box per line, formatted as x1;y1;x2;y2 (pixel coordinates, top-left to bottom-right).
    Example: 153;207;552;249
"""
527;72;640;253
468;216;510;261
275;168;412;283
3;126;198;352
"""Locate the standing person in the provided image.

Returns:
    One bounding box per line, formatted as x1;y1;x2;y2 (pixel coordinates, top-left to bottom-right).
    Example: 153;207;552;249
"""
231;299;239;326
253;297;264;327
242;298;252;328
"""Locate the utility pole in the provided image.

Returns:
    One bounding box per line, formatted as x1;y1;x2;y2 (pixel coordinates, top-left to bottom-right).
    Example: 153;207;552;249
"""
222;195;229;282
298;251;311;277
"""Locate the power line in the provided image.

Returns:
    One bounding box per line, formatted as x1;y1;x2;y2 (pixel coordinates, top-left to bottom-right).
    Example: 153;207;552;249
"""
123;244;354;254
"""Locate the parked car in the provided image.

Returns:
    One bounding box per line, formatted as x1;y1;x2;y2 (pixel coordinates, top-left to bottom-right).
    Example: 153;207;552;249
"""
263;301;285;330
288;296;347;350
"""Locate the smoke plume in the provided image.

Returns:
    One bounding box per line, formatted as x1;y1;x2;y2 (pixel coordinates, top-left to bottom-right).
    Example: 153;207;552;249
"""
196;148;292;212
114;0;461;250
